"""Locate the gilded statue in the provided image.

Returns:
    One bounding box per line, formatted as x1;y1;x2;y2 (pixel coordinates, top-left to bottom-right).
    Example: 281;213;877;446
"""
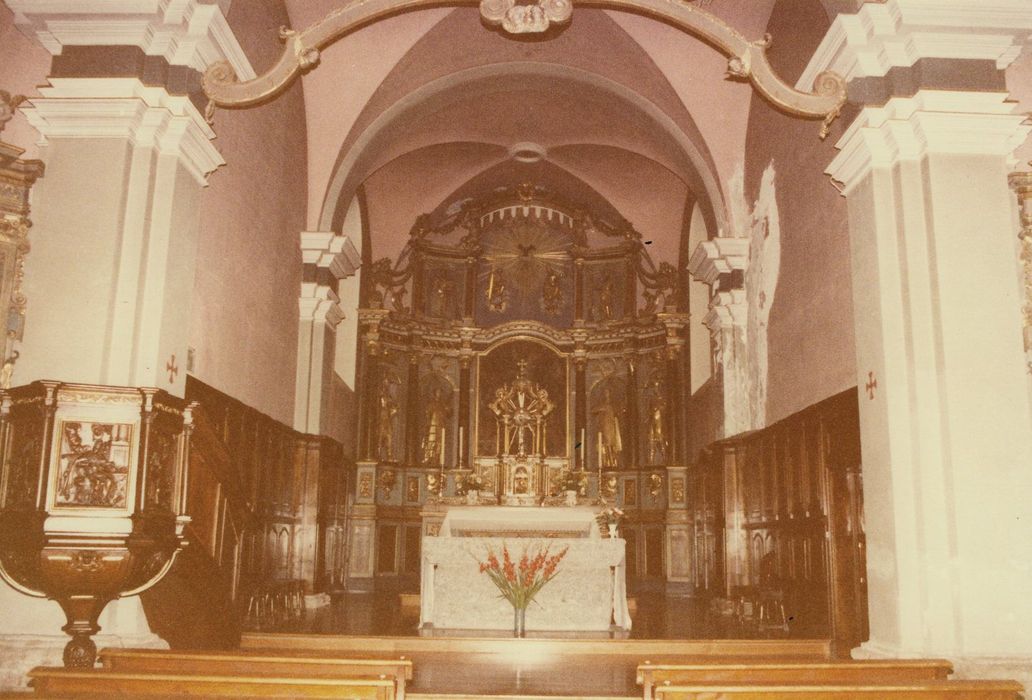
593;387;622;468
429;274;455;318
486;268;508;312
647;389;667;464
541;270;563;315
376;375;399;462
595;277;615;321
422;386;452;466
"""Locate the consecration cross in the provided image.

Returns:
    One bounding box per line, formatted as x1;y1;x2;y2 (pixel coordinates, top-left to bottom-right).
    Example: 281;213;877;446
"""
865;371;877;400
166;354;179;383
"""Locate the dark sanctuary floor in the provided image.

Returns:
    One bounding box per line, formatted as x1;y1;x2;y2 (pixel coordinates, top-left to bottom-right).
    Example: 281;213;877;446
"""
287;593;732;640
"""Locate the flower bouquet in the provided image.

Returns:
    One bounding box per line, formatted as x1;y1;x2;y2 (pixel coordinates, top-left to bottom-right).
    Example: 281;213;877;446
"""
456;471;485;496
478;543;569;637
553;467;587;497
596;505;624;538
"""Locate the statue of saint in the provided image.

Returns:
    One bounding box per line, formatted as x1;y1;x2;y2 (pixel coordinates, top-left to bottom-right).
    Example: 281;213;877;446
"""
422;386;452;466
647;391;667;464
376;375;398;462
595;277;615;321
541;271;563;315
593;387;622;468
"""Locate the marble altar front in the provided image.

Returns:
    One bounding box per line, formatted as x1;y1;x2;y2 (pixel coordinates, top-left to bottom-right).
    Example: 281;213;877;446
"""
419;507;631;633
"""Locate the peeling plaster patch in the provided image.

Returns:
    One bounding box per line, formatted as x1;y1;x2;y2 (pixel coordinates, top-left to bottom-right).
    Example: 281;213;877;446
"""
746;163;780;430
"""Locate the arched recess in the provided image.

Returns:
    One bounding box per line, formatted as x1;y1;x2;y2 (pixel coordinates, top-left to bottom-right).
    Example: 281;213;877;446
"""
316;63;730;242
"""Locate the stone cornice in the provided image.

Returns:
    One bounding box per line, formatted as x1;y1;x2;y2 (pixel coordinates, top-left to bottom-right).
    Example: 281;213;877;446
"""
827;91;1031;195
21;78;223;185
299;231;361;280
6;0;254;79
687;237;750;286
798;0;1032;90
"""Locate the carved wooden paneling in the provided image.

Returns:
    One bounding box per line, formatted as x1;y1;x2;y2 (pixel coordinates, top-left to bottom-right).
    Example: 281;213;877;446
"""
177;377;352;605
689;389;867;649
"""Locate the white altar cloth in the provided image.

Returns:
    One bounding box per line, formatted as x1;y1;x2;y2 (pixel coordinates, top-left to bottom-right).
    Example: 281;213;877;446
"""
420;534;631;633
438;506;602;539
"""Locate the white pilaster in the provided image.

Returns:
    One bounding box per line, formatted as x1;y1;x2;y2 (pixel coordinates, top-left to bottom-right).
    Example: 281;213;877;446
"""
17;78;223;393
828;90;1032;672
689;239;751;437
294;232;360;434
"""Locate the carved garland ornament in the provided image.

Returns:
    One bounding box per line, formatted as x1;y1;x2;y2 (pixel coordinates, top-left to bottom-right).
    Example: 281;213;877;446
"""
202;0;846;138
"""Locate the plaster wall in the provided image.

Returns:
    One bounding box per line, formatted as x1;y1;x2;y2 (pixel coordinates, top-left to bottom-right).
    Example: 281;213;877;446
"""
742;0;856;426
0;5;50;157
190;0;307;426
18;138;131;384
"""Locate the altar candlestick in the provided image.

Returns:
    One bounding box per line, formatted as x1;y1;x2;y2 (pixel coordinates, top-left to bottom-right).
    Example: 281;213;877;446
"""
597;431;603;467
459;426;464;466
441;428;447;467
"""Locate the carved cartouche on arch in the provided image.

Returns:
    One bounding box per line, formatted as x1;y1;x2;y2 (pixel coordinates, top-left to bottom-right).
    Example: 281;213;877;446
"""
201;0;846;137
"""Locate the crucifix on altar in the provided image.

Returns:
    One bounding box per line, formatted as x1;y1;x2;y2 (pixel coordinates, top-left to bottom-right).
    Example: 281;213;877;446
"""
489;360;555;504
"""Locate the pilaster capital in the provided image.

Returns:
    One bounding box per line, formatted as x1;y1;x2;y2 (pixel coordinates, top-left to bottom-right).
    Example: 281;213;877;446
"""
704;289;747;331
21;78;224;185
827;91;1031;195
298;290;345;328
687;237;750;286
299;231;361;280
798;0;1032;89
6;0;254;78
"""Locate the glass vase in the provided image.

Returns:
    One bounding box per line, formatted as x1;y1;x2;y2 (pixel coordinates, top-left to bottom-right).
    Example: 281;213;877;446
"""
513;606;526;638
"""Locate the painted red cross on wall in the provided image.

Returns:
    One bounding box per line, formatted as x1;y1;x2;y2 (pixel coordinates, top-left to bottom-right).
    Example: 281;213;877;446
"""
865;371;877;400
166;354;179;384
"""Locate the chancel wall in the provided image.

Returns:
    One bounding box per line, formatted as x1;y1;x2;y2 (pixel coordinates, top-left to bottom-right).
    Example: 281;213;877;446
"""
190;0;308;427
742;0;857;428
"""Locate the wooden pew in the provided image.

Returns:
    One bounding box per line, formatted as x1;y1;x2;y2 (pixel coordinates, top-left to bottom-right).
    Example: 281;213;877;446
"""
27;667;396;699
653;680;1025;700
638;659;954;699
98;648;412;700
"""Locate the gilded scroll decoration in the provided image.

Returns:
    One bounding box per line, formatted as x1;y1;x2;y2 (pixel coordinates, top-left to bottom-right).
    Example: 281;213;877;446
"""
201;0;846;137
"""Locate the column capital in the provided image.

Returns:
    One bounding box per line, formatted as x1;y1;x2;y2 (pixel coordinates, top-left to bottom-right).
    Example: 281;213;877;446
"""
6;0;254;79
21;78;224;185
687;237;750;286
798;0;1032;89
827;91;1030;195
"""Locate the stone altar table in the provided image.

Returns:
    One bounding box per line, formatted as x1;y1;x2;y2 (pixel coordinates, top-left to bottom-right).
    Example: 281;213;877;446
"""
419;507;631;633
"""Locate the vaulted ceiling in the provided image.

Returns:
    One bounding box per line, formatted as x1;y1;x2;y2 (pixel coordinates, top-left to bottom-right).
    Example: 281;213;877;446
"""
269;1;848;263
